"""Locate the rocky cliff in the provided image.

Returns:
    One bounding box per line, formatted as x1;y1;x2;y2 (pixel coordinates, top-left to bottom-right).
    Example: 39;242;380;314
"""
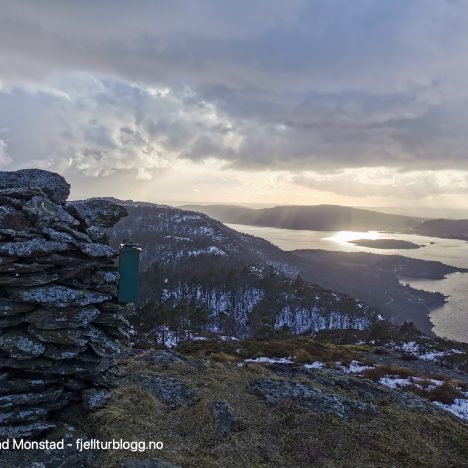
0;169;129;439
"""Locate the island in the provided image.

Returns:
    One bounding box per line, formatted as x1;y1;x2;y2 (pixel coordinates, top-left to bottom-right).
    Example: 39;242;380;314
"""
349;238;422;249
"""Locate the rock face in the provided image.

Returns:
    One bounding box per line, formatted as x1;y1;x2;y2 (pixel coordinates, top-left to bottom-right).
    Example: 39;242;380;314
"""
0;169;129;439
0;169;70;204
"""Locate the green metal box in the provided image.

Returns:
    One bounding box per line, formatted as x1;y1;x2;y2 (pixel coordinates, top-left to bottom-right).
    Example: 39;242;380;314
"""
118;243;142;303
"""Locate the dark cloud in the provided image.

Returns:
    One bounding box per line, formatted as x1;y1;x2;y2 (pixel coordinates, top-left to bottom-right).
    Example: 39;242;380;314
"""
0;0;468;177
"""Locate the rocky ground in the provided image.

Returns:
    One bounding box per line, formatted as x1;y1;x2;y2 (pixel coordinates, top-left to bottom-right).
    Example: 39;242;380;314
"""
2;336;465;467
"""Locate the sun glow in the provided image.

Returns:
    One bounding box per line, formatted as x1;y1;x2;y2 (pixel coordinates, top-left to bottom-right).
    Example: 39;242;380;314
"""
325;231;380;245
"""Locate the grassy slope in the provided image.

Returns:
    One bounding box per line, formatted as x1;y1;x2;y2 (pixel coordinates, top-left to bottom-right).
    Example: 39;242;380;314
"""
84;337;468;468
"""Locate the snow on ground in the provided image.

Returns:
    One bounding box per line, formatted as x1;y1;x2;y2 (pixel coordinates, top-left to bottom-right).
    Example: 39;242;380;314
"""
304;361;325;369
337;360;375;374
418;349;464;361
219;335;240;341
379;375;468;421
434;399;468;420
378;376;444;391
391;341;464;362
245;357;294;364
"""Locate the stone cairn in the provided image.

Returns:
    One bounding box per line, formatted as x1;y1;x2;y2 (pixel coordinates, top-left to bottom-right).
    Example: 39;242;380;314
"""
0;169;130;440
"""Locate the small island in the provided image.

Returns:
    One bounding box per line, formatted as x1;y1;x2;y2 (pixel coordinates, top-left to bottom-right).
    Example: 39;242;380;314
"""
349;238;422;249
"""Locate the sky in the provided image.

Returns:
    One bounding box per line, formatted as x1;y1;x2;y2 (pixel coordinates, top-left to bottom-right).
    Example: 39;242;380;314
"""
1;0;468;214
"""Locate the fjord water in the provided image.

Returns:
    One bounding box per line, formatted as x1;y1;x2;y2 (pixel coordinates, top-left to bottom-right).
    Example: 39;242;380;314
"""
227;224;468;343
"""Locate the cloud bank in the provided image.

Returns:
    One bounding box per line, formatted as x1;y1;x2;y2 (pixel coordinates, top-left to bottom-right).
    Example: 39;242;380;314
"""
0;0;467;202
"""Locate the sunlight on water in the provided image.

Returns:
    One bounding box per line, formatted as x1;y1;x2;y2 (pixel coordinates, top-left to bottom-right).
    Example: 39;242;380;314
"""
227;223;468;343
324;230;380;244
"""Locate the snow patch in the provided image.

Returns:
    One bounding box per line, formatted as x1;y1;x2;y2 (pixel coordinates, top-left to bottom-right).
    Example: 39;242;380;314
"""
245;357;293;364
304;361;325;369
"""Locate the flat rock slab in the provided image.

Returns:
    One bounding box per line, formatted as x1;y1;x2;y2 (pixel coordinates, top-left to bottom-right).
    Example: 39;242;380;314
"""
0;331;45;360
24;196;79;226
0;375;57;394
0;239;70;257
0;169;70;204
0;386;63;410
26;306;101;330
28;326;90;347
124;373;197;408
11;285;112;308
0;205;32;230
144;350;189;369
0;271;59;287
0;299;34;317
0;421;56;440
250;378;378;419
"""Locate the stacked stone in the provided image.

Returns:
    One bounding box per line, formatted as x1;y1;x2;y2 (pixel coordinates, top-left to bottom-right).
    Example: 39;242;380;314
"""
0;169;130;439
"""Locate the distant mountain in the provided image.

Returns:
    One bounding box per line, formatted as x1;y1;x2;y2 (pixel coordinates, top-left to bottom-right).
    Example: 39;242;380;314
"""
103;199;465;337
181;204;424;232
414;219;468;241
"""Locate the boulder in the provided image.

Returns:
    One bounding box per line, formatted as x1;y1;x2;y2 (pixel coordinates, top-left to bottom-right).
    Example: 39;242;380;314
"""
124;373;197;408
0;169;70;204
250;379;378;419
144;350;188;369
209;400;242;439
67;199;127;228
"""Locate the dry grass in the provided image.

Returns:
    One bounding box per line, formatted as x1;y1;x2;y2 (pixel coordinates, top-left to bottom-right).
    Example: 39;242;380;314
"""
83;347;468;468
293;348;313;363
177;337;367;366
209;351;240;363
362;364;421;380
411;381;465;405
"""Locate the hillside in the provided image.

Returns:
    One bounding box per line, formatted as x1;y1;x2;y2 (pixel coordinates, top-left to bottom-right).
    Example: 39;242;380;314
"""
414;218;468;241
181;204;424;232
292;250;465;334
101;199;378;340
102;200;465;338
